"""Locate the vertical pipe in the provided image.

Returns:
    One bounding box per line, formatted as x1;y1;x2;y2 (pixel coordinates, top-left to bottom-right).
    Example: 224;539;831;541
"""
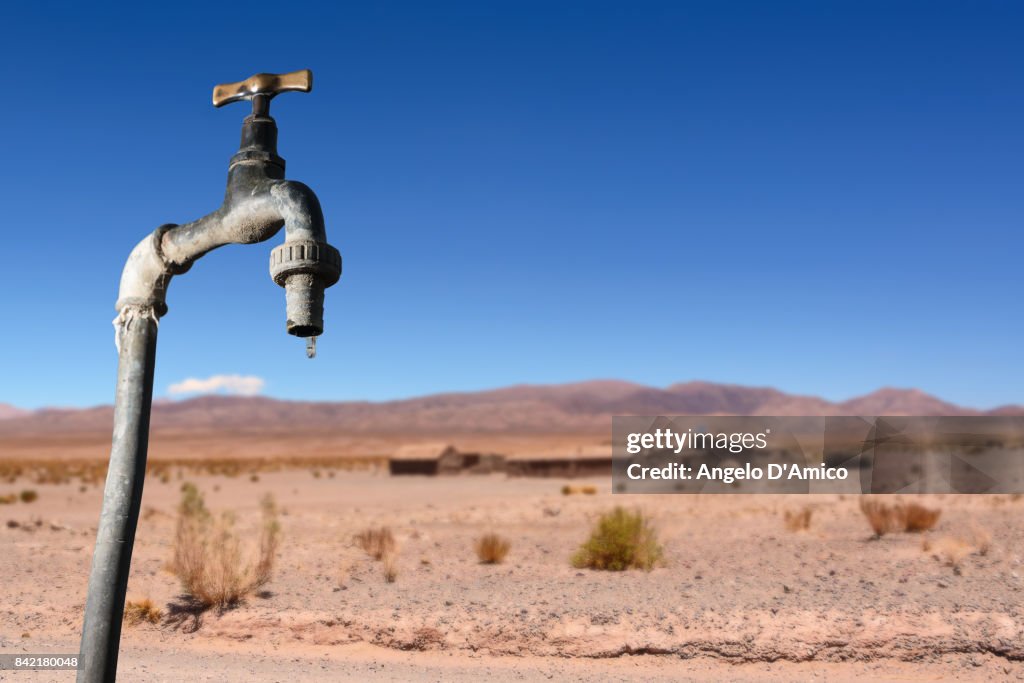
78;312;158;682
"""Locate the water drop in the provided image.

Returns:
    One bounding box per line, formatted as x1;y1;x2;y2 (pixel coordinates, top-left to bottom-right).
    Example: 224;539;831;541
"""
306;336;317;359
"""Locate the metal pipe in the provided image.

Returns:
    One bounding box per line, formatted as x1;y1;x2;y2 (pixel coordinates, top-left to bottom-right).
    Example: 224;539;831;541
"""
76;69;341;682
78;310;158;682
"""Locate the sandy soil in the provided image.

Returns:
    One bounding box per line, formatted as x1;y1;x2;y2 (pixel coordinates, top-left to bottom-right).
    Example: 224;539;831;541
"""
1;470;1022;681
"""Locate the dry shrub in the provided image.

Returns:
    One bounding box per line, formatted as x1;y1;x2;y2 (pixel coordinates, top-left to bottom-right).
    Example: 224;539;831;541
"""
580;485;597;495
19;490;38;504
123;598;162;626
561;485;579;496
475;533;511;564
169;483;280;610
0;494;15;505
970;525;992;556
382;550;399;583
925;524;994;574
572;507;663;571
859;499;940;537
355;526;396;560
929;536;973;574
784;507;813;532
902;503;941;532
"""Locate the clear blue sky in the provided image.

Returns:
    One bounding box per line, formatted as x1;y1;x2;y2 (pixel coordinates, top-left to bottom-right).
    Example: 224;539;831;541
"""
1;1;1021;410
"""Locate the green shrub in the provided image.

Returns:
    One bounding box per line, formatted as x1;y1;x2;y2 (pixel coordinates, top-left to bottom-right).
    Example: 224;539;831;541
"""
19;490;38;503
571;507;663;571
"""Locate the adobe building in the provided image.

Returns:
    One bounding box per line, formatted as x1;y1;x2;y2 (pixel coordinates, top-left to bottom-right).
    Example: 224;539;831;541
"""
505;445;612;478
389;443;507;475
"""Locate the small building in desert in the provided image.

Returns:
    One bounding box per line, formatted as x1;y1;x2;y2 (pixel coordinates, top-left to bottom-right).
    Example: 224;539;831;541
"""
505;444;612;478
389;443;463;475
389;443;507;476
457;451;507;474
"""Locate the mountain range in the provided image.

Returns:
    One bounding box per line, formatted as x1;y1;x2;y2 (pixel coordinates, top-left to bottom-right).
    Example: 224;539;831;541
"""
1;381;1020;437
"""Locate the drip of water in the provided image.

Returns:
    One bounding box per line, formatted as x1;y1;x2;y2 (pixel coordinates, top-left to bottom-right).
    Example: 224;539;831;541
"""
306;336;317;359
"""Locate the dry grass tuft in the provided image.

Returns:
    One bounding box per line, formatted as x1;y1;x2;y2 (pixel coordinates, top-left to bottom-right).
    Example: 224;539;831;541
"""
860;498;940;537
123;598;163;626
783;506;813;532
355;526;397;560
562;484;598;496
0;455;386;489
572;507;663;571
474;533;511;564
382;550;399;583
859;499;903;537
0;493;15;505
169;483;280;610
970;524;992;556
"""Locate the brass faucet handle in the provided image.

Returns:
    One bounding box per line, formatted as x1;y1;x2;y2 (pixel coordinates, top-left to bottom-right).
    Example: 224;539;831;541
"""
212;69;313;113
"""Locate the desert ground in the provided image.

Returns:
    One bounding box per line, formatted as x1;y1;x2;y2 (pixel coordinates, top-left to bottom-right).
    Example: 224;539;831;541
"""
1;461;1022;682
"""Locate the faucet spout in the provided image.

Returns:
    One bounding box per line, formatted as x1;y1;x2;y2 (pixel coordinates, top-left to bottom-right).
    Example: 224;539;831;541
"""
115;114;341;337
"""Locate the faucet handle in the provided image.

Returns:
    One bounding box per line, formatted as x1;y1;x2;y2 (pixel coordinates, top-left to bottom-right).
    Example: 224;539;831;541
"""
212;69;313;116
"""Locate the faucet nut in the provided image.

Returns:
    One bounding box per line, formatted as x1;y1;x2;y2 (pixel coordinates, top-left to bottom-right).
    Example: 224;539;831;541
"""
269;239;342;287
270;239;341;338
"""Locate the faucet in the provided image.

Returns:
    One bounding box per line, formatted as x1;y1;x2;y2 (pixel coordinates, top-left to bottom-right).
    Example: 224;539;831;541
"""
78;70;341;682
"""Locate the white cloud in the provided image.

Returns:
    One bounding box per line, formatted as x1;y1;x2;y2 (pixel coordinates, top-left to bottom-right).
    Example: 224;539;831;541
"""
167;374;265;397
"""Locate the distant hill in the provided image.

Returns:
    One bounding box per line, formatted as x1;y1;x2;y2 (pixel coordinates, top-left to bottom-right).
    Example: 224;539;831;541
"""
1;381;1020;437
0;403;27;420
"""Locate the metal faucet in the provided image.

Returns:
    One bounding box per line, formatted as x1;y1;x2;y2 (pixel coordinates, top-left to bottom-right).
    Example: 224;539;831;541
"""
78;69;342;682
